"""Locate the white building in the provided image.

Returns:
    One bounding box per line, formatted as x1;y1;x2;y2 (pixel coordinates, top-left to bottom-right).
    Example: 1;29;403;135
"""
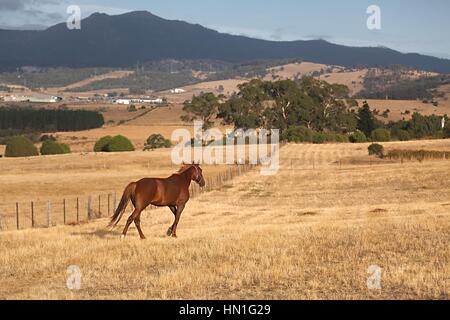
114;99;131;105
170;88;186;94
131;98;164;104
2;94;62;103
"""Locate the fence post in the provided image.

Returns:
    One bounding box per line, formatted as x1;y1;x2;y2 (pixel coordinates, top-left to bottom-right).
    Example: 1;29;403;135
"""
16;202;19;230
76;197;79;224
31;201;34;228
63;199;66;225
47;201;52;227
108;194;111;216
87;196;92;220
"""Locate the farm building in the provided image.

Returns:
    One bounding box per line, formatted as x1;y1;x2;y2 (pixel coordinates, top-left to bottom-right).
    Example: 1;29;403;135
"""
170;88;186;94
2;94;62;103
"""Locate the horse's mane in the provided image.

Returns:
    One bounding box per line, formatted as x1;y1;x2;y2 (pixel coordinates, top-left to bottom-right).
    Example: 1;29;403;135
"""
175;165;194;175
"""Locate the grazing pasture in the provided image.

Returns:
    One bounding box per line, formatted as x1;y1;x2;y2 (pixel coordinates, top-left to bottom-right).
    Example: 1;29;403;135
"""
0;141;449;299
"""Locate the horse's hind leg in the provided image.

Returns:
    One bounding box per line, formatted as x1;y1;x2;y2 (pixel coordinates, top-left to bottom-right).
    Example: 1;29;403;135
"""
121;208;141;238
171;204;185;238
167;206;177;236
134;212;146;240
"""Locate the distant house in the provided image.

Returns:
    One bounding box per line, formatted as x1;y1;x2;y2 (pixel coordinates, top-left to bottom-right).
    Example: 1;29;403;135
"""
132;98;164;104
170;88;186;94
114;99;131;105
114;97;164;105
3;94;62;103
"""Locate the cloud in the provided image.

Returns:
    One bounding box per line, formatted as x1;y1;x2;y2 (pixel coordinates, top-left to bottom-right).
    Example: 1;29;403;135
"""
0;0;25;11
0;0;71;28
0;0;61;11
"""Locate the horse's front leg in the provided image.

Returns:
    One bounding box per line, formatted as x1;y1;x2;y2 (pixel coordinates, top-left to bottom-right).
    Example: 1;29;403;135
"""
167;206;177;236
171;204;185;238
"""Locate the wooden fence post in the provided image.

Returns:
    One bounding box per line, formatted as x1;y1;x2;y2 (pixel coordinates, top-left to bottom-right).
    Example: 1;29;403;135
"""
76;197;79;224
108;194;111;216
47;201;52;227
63;199;66;225
87;196;92;220
31;201;34;228
113;192;117;213
16;202;19;230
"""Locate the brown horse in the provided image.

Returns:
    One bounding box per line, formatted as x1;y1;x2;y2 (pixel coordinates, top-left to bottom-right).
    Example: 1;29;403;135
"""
109;164;206;239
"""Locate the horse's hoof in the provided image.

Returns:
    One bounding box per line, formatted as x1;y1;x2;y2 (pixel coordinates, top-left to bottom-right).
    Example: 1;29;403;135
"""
172;234;178;239
166;228;172;237
120;234;125;240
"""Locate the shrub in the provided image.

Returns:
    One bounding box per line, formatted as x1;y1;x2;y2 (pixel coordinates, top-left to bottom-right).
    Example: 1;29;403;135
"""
335;134;349;143
396;129;411;141
104;135;135;152
312;132;327;144
144;134;172;150
349;131;367;143
283;126;314;143
94;136;113;152
60;143;71;154
368;143;384;158
5;136;39;158
444;126;450;139
40;140;66;155
40;134;56;142
371;128;391;142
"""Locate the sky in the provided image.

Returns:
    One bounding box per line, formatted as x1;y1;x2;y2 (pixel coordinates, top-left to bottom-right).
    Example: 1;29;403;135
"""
0;0;449;59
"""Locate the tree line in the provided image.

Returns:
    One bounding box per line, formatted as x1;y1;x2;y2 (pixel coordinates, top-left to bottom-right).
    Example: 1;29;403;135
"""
182;77;450;143
0;106;104;133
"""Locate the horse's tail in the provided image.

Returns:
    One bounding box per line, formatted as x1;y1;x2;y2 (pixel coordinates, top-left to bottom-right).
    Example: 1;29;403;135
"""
108;182;136;229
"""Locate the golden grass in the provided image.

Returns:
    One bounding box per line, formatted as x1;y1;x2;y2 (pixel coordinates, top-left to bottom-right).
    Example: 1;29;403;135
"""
0;141;449;299
357;99;450;122
318;69;367;96
265;62;327;80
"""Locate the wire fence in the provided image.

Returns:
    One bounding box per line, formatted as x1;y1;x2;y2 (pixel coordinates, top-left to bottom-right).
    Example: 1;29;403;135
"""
0;164;256;232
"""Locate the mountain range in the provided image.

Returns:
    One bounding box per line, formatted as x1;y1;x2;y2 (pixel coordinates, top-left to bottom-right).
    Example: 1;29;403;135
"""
0;11;449;73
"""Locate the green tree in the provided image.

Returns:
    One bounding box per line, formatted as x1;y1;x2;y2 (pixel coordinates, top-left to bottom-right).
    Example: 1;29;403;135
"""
144;134;172;150
182;92;222;130
368;143;384;158
371;128;391;142
357;102;377;137
5;136;39;158
94;136;113;152
104;135;135;152
349;131;367;143
282;126;314;143
218;79;268;130
60;143;71;154
396;129;411;141
40;140;65;155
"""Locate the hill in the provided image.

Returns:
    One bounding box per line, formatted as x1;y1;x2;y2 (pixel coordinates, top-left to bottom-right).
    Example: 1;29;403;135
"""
1;11;450;73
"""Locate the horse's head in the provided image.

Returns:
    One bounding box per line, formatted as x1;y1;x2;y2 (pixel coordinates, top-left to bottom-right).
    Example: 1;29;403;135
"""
191;164;206;187
179;163;206;187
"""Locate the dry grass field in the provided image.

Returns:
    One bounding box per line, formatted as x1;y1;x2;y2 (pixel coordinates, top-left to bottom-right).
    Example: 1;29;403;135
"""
265;62;327;80
358;99;450;122
0;140;449;299
45;70;134;94
319;69;367;96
